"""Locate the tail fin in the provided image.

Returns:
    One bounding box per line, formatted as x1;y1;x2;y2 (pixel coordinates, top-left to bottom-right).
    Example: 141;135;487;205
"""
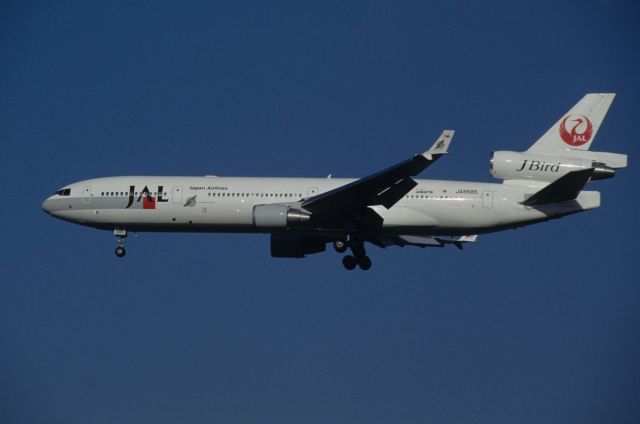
527;93;615;154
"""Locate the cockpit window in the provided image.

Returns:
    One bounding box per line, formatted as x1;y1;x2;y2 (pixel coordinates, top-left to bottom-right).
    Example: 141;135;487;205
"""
54;188;71;196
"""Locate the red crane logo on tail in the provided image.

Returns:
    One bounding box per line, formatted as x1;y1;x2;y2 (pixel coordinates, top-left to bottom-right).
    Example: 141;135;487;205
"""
559;114;593;147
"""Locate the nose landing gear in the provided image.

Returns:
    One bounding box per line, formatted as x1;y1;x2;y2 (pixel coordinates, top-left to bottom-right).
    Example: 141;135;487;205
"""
114;228;127;258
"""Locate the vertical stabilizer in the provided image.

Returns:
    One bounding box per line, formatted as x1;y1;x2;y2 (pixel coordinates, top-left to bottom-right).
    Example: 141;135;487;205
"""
527;93;615;154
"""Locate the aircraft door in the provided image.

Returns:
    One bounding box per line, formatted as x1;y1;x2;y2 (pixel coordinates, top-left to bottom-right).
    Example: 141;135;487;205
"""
172;186;183;204
306;186;318;198
82;185;92;205
482;191;493;208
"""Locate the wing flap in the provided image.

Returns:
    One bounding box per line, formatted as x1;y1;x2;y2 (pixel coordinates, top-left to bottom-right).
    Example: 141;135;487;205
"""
377;178;418;208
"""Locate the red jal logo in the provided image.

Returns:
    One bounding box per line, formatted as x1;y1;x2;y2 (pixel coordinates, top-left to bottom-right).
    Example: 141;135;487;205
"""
559;114;593;146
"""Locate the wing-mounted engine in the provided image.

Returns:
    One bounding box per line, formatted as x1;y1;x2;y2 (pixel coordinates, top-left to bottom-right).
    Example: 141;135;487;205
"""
490;150;626;183
253;204;311;229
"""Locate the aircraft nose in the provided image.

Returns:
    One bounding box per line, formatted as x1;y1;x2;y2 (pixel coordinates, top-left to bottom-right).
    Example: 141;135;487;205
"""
41;197;54;215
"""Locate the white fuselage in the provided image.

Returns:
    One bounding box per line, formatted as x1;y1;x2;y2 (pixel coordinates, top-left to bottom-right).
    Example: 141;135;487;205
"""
41;175;600;236
40;94;622;266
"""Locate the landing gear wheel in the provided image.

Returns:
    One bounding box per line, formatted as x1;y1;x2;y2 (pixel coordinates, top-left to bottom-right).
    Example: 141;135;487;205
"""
333;240;348;253
358;255;372;270
342;255;357;270
114;228;128;258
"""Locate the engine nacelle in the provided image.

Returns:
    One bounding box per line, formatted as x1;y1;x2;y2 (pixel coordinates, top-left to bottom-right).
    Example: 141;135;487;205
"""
253;204;311;228
270;233;327;258
490;151;615;182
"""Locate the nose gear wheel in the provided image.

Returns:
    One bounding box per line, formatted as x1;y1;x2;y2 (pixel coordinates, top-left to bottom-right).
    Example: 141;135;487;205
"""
114;228;127;258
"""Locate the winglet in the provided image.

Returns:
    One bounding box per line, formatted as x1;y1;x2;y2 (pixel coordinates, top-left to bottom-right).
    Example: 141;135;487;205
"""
424;130;454;159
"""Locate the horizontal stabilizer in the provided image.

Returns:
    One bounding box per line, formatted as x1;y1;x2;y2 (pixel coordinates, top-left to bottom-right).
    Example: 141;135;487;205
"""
521;168;594;206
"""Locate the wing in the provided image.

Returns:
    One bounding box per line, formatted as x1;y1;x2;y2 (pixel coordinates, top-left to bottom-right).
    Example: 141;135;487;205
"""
301;131;454;219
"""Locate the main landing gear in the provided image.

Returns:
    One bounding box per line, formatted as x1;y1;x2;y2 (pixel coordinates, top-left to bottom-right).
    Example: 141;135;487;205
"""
114;228;127;258
333;239;372;271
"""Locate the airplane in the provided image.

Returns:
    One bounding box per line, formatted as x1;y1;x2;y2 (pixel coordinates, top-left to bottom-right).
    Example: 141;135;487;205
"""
42;93;627;270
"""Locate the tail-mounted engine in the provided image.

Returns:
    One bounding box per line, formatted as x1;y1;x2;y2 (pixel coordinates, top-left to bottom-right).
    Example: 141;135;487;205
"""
253;204;311;228
489;151;623;183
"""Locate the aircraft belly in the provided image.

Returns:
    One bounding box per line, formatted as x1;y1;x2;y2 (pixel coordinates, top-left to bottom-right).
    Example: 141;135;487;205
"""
201;201;253;226
377;200;497;232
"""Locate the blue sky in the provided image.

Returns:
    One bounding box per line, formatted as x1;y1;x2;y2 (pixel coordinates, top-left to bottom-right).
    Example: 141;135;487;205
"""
1;1;639;423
